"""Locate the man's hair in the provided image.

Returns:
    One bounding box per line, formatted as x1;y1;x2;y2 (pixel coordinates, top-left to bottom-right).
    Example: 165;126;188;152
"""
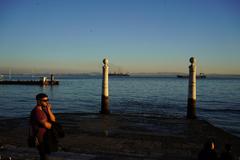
36;93;48;100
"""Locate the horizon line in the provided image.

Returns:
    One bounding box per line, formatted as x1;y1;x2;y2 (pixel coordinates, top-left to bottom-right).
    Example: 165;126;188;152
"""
1;72;240;76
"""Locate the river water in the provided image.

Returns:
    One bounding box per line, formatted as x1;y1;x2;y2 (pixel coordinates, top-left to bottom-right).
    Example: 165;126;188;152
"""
0;75;239;137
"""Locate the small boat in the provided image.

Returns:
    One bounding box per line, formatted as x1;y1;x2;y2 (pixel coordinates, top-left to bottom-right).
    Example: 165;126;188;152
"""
198;73;207;78
177;73;206;79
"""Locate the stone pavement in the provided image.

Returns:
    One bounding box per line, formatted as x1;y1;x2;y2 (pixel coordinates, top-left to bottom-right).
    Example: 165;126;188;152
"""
0;113;240;160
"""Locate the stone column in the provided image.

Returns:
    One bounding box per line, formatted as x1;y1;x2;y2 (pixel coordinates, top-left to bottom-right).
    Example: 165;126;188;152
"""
101;58;110;114
187;57;197;119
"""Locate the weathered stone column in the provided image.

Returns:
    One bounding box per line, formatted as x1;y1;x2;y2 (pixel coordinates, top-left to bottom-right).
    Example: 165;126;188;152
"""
187;57;197;119
101;58;110;114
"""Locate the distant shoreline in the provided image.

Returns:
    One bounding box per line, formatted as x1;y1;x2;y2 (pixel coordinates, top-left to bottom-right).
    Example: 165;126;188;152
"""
1;73;240;78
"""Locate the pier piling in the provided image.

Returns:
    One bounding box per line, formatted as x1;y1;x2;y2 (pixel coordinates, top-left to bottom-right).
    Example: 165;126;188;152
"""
187;57;197;119
51;74;54;82
101;58;110;114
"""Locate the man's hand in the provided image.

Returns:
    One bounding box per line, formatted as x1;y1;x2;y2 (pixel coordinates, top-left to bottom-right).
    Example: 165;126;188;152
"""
47;103;56;122
47;103;52;111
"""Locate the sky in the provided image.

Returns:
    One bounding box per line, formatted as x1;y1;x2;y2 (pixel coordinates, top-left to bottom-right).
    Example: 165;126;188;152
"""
0;0;240;74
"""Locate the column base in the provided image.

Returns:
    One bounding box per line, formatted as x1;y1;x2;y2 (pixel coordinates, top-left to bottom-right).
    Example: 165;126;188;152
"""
187;98;196;119
100;95;110;114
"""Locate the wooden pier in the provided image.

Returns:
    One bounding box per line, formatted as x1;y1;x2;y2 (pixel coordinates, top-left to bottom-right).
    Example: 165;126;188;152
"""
0;75;59;85
0;80;59;85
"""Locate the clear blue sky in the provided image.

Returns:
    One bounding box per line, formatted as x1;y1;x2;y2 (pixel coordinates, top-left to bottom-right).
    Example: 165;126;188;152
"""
0;0;240;74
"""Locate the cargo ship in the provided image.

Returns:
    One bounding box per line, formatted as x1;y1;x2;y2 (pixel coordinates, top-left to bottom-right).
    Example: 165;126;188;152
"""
109;72;130;77
177;73;206;79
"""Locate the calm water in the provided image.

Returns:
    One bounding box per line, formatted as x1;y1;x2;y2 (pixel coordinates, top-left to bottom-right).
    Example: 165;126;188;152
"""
0;75;240;137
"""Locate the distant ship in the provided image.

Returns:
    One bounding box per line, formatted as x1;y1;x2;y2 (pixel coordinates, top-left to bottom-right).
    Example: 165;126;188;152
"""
109;72;130;76
177;73;206;79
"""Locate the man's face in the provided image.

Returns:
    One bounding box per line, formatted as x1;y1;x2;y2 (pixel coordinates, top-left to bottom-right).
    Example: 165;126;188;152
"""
211;142;215;150
39;97;49;107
